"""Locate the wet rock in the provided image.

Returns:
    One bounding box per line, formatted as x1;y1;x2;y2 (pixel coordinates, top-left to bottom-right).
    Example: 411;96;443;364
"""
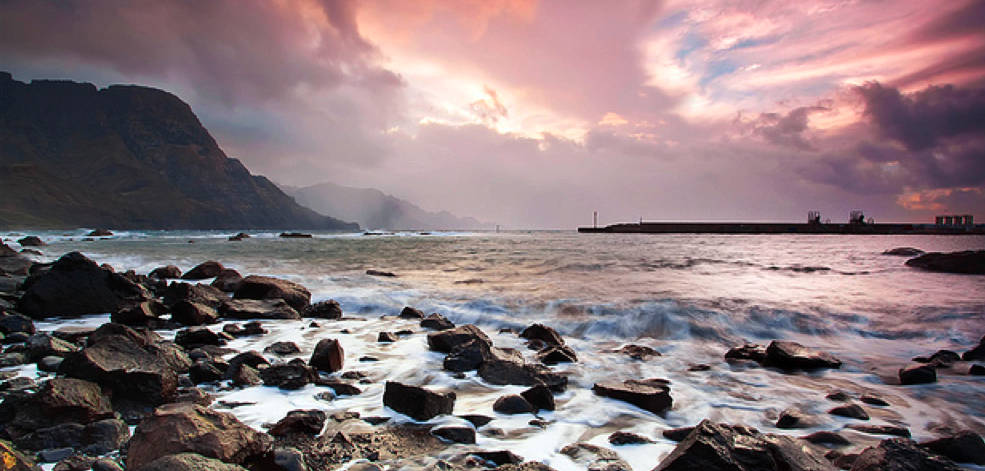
3;332;29;345
260;363;316;390
227;350;269;371
233;275;310;311
228;364;261;387
971;364;985;375
175;327;222;348
428;324;491;353
310;338;344;373
58;325;181;405
859;394;889;406
537;344;578;364
149;265;182;279
609;431;654;445
592;379;673;415
163;282;227;308
25;334;78;362
269;409;327;436
111;300;167;326
17;252;149;319
905;250;985;275
852;438;961;470
189;360;226;384
17;236;44;247
848;424;911;438
443;338;494;372
210;269;243;292
265;341;301;356
520;323;565;346
0;313;35;335
378;332;398;343
912;350;960;366
421;313;455;331
470;451;523;466
829;404;869;420
0;352;26;367
724;343;767;363
520;384;555;412
305;300;342;319
653;420;836;471
662;426;696;442
87;229;113;237
171;301;219;326
399;306;425;319
477;348;568;391
37;356;63;372
963;336;985;361
493;394;535;415
383;381;455;421
366;269;396;277
223;321;267;337
560;442;631;471
279;233;312;239
617;344;661;361
139;452;249;471
432;425;476;444
2;378;113;432
219;299;300;320
919;431;985;465
0;244;33;276
802;431;851;446
776;408;813;429
314;379;362;396
826;391;851;401
16;418;128;455
764;341;841;370
126;403;271;470
181;261;225;280
882;247;924;256
899;364;936;384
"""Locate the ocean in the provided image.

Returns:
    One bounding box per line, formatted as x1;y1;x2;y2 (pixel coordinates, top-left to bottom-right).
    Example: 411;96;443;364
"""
5;229;985;470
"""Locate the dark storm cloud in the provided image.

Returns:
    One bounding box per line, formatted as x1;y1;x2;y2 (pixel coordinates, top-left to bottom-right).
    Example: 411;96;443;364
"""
749;105;828;150
0;0;400;104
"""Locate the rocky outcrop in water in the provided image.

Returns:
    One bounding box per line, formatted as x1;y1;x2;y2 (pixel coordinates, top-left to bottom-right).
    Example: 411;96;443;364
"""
905;251;985;275
0;72;358;230
17;252;149;319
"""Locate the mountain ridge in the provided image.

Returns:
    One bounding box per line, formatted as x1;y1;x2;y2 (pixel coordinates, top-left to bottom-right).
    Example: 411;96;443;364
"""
0;72;358;230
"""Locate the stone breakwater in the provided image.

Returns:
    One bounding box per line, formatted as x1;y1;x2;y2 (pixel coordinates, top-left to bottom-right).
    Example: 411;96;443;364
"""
0;244;983;470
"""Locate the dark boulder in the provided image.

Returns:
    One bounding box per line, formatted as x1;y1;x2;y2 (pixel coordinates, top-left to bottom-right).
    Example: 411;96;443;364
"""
163;282;227;308
431;425;475;444
305;300;342;319
264;341;301;356
189;360;226;384
776;408;813;429
471;451;523;466
609;431;654;445
882;247;924;256
125;403;271;470
210;269;243;292
16;418;127;455
919;431;985;465
963;336;985;361
366;269;396;277
399;306;425;319
537;345;577;364
171;301;219;326
110;300;166;326
427;324;491;353
520;323;565;346
228;364;262;387
223;321;266;337
663;426;696;442
181;261;224;280
899;364;936;384
802;431;851;446
260;363;315;390
25;334;78;362
148;265;181;279
724;343;767;363
617;344;661;360
269;409;327;436
829;404;869;420
520;384;555;411
175;327;222;349
493;394;535;414
16;252;149;319
444;339;495;372
310;338;344;373
0;313;35;335
905;250;985;275
478;348;567;391
851;438;961;471
913;350;961;366
763;341;841;370
593;379;672;415
382;381;455;421
219;299;300;320
279;233;312;238
3;378;113;432
421;313;455;331
87;229;113;237
971;364;985;375
653;420;835;471
17;236;44;247
560;442;631;471
233;275;310;311
848;424;911;438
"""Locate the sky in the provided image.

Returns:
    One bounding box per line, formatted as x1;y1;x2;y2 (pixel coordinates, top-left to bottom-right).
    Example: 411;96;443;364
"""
1;0;983;228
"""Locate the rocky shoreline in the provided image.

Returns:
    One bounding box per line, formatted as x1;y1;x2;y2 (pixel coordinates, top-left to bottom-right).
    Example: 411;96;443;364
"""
0;243;984;471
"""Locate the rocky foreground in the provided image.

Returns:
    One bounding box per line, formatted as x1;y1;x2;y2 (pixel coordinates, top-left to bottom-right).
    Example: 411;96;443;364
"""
0;244;983;471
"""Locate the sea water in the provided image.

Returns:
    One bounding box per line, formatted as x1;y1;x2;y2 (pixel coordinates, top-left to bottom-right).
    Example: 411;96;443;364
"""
4;229;985;470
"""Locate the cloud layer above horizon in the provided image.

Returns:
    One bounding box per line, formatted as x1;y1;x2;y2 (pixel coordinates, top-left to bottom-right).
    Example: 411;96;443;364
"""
2;0;983;227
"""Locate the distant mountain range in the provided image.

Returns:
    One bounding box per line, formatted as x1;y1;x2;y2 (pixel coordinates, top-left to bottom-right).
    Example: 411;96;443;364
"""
0;72;357;231
283;182;488;231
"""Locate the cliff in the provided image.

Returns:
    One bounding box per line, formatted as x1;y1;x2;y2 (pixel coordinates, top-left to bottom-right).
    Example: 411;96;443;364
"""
0;72;358;230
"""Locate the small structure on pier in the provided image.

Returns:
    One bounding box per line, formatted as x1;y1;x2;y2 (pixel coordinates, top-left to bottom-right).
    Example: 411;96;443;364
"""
849;210;866;225
936;214;974;226
807;210;821;224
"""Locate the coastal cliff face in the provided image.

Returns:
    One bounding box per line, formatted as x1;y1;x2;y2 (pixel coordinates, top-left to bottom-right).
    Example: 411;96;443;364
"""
0;72;358;230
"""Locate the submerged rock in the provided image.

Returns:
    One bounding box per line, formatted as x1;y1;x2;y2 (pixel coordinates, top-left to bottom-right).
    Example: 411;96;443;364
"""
16;236;44;247
882;247;924;256
905;250;985;275
764;341;842;370
963;336;985;361
899;364;936;384
653;420;835;471
383;381;455;421
617;344;661;361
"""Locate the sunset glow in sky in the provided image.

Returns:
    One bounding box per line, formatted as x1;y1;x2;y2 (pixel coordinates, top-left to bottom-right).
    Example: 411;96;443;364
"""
2;0;983;227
